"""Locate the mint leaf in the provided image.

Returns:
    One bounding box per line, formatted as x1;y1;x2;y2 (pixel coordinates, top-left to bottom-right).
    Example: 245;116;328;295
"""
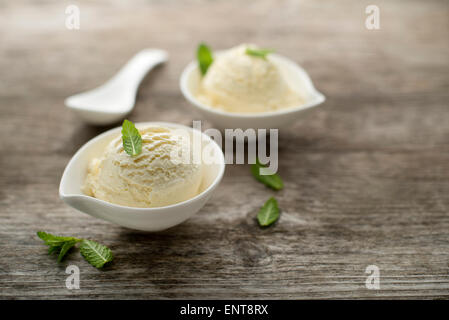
80;240;113;269
197;43;213;75
251;159;284;190
257;197;280;227
57;240;78;262
48;246;60;255
245;48;274;59
37;231;80;247
121;119;142;156
38;232;113;268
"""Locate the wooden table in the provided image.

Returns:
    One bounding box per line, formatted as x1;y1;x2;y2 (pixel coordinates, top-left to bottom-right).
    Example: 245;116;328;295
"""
1;0;448;299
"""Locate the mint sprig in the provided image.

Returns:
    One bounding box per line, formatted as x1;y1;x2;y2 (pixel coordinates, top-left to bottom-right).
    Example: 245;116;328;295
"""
122;119;142;157
37;231;113;269
251;158;284;190
257;197;280;227
245;48;274;59
37;231;81;262
37;231;80;247
80;240;113;269
58;240;79;262
197;43;213;75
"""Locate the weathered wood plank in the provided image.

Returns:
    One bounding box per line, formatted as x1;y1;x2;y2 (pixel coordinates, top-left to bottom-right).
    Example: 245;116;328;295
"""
0;0;448;299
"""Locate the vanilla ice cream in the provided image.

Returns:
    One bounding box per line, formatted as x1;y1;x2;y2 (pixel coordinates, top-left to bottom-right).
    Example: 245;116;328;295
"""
83;126;203;208
195;44;303;113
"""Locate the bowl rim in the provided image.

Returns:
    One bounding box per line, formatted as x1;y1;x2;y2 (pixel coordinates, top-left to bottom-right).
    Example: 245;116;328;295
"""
179;52;326;119
59;121;226;213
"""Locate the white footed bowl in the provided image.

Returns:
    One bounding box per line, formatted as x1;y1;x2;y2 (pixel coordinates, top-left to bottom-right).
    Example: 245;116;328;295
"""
59;122;225;231
180;53;326;130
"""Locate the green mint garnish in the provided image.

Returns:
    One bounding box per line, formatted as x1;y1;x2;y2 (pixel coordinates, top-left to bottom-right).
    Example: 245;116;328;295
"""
197;43;213;75
257;197;280;227
121;119;142;157
57;240;79;262
37;231;80;247
251;158;284;190
245;48;274;59
37;231;113;269
79;240;114;269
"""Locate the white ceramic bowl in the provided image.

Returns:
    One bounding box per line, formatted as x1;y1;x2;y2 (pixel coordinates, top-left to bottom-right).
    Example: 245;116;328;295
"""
180;52;326;130
59;122;225;231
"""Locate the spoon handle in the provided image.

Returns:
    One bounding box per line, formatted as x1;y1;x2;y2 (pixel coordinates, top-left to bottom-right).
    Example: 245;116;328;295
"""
106;49;168;92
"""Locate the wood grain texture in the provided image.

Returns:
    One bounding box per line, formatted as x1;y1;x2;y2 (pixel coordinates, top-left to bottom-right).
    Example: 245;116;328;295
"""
0;0;448;299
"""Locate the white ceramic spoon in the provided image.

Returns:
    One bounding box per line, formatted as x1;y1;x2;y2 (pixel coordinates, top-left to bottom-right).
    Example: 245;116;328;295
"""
65;49;168;125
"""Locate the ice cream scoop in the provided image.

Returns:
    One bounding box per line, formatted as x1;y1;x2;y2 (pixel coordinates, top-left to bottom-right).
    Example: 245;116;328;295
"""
83;126;203;208
195;44;303;113
180;47;325;130
59;122;225;231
